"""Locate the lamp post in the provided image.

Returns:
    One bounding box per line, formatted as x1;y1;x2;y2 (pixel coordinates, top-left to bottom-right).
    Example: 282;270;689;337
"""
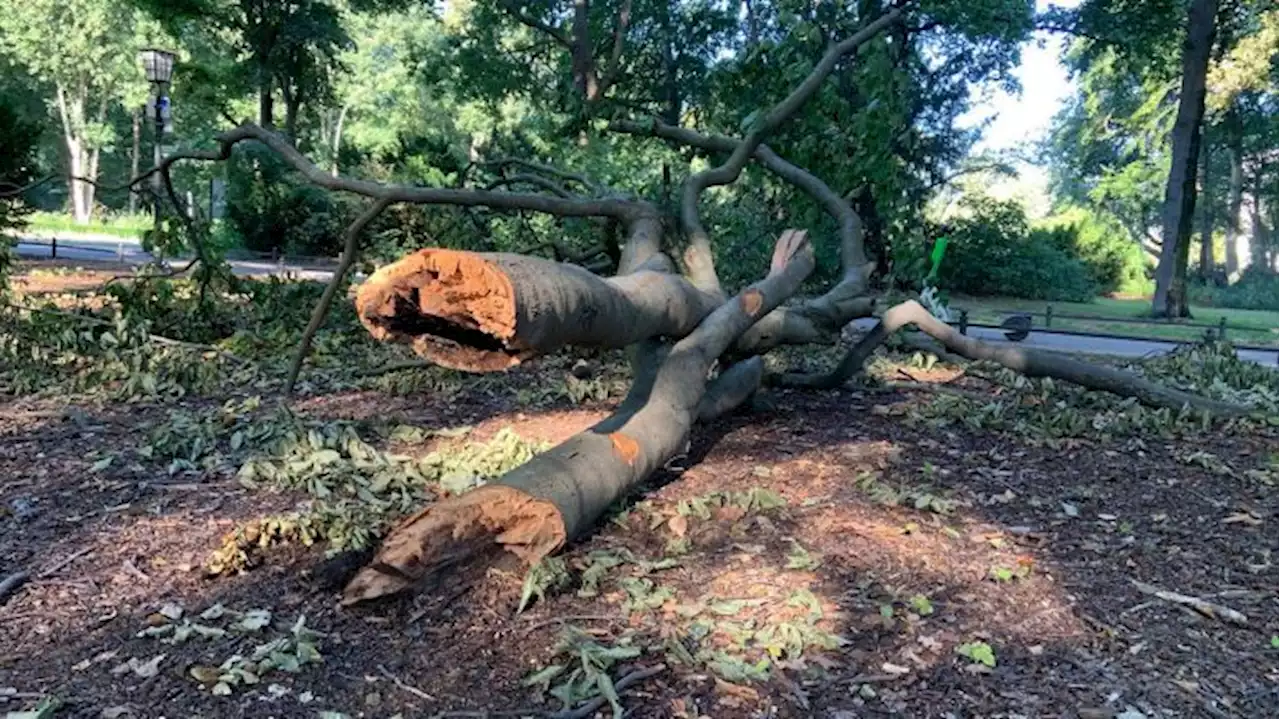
138;48;175;225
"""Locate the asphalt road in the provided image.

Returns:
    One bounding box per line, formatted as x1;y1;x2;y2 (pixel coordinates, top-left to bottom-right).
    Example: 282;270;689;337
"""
13;234;336;281
14;234;1278;368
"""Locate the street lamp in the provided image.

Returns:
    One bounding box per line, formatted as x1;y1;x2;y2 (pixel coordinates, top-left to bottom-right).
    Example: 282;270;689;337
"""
138;48;176;226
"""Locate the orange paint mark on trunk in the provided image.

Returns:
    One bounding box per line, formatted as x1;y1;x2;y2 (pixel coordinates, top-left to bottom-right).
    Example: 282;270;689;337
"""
741;289;764;316
609;432;641;466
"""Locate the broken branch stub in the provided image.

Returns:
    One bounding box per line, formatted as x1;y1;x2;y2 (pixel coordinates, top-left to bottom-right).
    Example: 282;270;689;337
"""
355;248;720;372
343;231;815;605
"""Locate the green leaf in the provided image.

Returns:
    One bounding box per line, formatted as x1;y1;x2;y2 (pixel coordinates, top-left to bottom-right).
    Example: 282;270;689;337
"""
909;594;934;616
956;641;996;667
521;664;565;690
91;456;114;472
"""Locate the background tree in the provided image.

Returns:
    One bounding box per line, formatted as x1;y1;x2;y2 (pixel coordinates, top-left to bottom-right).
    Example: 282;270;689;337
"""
0;0;158;222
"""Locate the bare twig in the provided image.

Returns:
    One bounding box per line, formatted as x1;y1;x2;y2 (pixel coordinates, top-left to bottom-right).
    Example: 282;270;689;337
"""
482;158;603;196
548;664;666;719
103;257;201;288
520;614;625;636
284;197;391;394
484;173;574;198
378;664;436;702
36;547;94;579
0;571;28;604
1131;580;1250;625
881;381;1001;403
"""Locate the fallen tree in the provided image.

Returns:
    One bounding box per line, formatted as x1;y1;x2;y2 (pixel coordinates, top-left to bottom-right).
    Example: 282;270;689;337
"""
79;4;1254;606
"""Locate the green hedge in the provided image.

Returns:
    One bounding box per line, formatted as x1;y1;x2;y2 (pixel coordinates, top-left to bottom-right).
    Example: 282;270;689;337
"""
1032;206;1150;296
933;197;1098;302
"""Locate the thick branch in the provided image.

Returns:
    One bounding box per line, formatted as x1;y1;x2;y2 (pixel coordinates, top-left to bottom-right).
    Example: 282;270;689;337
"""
484;173;574;198
677;8;903;295
131;124;648;222
697;357;764;421
773;301;1252;416
342;231;815;605
597;0;633;97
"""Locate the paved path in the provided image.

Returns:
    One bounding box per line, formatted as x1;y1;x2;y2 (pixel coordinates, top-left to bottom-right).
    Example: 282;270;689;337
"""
850;318;1279;367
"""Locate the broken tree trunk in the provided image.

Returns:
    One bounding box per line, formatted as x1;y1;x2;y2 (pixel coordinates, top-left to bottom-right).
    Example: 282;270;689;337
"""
773;300;1251;417
354;247;721;372
342;231;815;605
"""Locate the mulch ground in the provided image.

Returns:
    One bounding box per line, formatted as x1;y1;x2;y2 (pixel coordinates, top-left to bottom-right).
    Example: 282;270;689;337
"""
1;368;1276;718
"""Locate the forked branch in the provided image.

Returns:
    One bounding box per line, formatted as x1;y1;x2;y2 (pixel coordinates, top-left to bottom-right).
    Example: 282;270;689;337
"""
677;8;904;295
613;118;877;350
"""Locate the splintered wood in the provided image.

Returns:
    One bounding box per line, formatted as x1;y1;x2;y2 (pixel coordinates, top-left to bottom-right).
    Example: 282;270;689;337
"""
342;485;565;605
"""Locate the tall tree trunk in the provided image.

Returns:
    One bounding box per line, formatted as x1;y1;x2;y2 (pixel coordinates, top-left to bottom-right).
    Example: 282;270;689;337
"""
1223;113;1245;278
55;85;91;224
330;106;347;177
66;140;87;223
283;96;299;144
258;64;274;128
1197;142;1215;279
1249;171;1272;270
658;2;680;125
1151;0;1218;318
571;0;598;101
129;108;141;214
83;146;100;219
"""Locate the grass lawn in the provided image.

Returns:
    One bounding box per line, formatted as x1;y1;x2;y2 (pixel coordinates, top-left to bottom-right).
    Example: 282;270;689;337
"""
953;294;1279;348
24;211;150;240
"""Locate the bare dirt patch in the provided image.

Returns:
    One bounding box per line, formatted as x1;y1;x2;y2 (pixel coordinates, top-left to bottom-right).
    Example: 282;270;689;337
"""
1;373;1276;718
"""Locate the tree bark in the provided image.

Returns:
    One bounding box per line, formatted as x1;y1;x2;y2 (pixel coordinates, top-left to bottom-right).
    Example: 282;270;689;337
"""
1197;142;1215;279
571;0;597;101
1152;0;1218;318
1223;114;1245;278
342;231;816;605
774;300;1251;417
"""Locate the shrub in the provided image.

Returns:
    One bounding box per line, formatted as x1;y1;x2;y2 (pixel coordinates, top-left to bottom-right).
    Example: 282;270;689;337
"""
935;196;1097;302
225;143;355;257
1032;206;1150;296
1189;266;1279;310
0;98;40;288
